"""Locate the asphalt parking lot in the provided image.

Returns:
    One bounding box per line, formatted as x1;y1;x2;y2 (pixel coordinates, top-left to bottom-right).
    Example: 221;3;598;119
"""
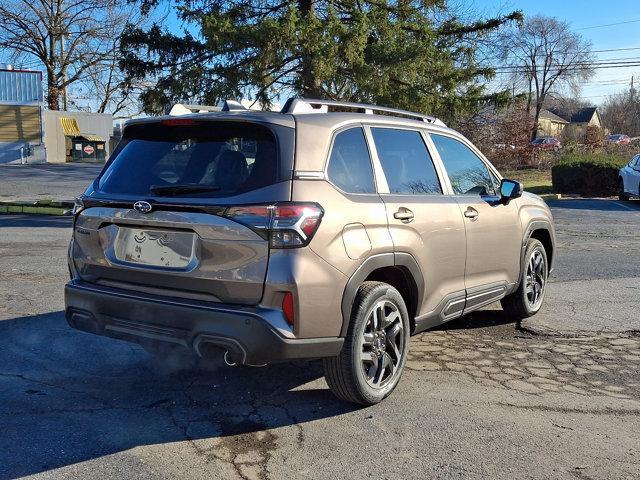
0;164;102;202
0;199;639;479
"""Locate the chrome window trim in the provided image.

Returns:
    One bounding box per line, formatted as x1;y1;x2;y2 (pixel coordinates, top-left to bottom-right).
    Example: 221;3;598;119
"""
294;170;325;180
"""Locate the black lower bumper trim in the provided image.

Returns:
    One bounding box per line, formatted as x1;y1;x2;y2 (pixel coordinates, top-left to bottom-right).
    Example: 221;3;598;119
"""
64;281;343;364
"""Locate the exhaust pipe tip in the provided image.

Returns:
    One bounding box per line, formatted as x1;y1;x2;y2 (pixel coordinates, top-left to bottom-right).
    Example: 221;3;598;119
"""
194;335;266;367
193;334;248;364
223;350;238;367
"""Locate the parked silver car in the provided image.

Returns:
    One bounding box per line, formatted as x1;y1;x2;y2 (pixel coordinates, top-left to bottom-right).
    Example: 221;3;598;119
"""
619;153;640;200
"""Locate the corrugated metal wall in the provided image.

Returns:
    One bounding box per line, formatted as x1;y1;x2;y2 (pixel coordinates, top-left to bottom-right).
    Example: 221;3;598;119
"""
0;105;41;142
0;69;43;104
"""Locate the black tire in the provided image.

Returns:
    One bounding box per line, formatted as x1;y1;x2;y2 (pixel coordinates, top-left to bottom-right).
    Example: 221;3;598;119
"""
619;178;630;201
323;281;410;406
501;238;549;319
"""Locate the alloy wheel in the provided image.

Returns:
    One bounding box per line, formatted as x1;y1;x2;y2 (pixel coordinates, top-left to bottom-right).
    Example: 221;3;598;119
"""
525;249;547;310
359;300;405;388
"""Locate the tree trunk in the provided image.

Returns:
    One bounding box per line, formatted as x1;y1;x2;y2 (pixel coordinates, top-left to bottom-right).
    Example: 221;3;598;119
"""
298;0;321;97
47;75;60;110
531;102;543;140
526;77;533;116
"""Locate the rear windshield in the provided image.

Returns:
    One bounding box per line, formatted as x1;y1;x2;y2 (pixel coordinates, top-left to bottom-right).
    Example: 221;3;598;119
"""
98;121;280;197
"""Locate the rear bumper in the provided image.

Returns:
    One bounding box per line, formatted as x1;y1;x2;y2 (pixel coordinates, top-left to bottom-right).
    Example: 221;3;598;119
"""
64;281;343;365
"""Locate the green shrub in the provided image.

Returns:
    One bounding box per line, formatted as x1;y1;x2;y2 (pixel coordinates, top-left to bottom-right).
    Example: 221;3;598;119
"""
551;154;628;197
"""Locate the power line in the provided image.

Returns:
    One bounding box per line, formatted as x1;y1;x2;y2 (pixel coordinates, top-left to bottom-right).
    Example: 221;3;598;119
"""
583;80;634;85
591;47;640;53
576;19;640;30
593;47;640;53
492;61;640;74
493;58;640;69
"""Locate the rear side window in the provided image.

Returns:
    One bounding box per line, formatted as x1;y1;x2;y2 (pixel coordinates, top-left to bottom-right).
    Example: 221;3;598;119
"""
431;134;497;196
98;122;279;197
371;128;441;194
326;128;376;194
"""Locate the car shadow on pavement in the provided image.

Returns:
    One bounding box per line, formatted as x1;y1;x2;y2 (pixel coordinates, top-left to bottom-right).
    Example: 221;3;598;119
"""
0;215;72;228
437;309;516;331
0;311;358;479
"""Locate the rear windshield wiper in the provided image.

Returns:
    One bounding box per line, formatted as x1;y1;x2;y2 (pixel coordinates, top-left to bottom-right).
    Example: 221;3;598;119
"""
150;184;221;196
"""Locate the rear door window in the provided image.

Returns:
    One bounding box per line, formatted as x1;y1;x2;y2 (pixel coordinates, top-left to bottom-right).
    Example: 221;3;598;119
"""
370;128;442;194
98;121;279;197
326;127;376;194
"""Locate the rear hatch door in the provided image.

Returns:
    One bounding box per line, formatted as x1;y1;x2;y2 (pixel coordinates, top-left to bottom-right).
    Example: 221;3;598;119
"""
72;117;294;305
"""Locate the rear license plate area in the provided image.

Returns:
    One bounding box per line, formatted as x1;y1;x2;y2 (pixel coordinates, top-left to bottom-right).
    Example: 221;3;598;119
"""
113;227;196;269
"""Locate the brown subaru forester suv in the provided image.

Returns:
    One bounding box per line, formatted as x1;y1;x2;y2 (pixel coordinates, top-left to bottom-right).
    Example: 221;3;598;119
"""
66;98;554;405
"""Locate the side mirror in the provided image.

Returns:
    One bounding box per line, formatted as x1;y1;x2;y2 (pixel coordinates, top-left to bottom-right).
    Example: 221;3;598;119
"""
500;179;523;204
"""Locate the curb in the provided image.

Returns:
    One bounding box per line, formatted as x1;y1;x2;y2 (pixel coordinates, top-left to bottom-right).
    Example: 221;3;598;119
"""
539;193;562;201
0;200;73;216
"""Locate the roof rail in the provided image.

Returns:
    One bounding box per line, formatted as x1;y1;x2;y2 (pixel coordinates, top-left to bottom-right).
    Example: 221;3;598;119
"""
281;97;446;127
168;99;246;116
168;103;219;115
220;99;246;112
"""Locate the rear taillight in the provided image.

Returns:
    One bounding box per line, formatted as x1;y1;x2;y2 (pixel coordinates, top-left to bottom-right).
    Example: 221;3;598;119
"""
282;292;295;326
223;202;323;248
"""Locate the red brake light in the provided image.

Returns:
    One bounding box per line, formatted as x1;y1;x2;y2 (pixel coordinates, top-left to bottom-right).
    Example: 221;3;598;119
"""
223;202;323;248
160;119;197;126
300;216;319;236
282;292;295;326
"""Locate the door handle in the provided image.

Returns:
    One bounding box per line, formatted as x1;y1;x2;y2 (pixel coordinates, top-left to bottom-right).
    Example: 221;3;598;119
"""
464;207;479;219
393;208;414;222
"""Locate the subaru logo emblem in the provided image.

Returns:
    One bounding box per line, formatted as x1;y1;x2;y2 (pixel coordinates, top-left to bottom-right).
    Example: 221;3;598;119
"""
133;201;153;214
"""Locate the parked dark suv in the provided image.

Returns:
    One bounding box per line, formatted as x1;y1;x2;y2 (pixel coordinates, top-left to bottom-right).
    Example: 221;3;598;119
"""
66;98;555;405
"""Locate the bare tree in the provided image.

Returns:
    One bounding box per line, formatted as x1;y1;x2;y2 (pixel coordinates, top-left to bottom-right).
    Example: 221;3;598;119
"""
501;16;595;139
71;26;148;118
601;86;640;137
460;100;535;170
0;0;142;112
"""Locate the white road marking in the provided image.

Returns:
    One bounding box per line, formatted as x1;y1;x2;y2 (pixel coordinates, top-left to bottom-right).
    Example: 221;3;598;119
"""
612;200;640;212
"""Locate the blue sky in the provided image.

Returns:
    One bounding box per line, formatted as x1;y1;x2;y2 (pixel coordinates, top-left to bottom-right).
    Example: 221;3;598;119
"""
474;0;640;103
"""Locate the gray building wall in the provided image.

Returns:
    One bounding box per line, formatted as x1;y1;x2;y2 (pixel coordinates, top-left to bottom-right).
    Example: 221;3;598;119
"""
43;110;113;163
0;69;44;164
0;69;43;104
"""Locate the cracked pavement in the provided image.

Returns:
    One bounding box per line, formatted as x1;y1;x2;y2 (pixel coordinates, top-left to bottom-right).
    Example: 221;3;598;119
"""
0;198;639;479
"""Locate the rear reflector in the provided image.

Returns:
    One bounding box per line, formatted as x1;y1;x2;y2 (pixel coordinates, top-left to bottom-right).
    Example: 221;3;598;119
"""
282;292;295;326
223;202;323;248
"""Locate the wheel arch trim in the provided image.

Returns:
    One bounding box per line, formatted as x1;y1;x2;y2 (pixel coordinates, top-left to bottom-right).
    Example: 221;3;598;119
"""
339;252;424;336
521;220;555;276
